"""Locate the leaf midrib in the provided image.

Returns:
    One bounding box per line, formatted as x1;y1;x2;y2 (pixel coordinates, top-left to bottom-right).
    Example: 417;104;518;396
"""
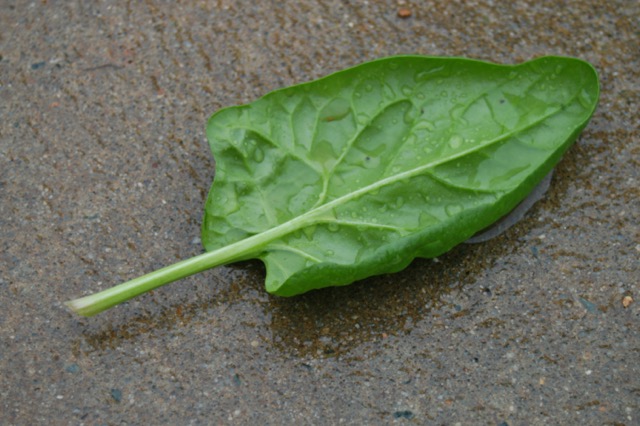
224;101;567;261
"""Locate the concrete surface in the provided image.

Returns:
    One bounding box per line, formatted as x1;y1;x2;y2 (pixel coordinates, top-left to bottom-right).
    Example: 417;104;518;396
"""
1;1;638;424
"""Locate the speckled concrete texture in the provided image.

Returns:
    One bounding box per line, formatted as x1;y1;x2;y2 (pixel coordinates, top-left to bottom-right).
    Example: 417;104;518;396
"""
1;1;638;424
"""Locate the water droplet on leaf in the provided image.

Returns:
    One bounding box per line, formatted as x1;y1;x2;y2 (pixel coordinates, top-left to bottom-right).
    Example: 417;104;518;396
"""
445;203;463;217
363;155;380;169
357;113;370;125
416;119;435;131
403;108;418;124
449;135;463;149
253;147;264;162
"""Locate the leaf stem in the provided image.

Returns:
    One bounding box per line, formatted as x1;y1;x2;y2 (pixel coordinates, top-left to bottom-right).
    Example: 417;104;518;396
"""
65;248;235;317
65;210;316;316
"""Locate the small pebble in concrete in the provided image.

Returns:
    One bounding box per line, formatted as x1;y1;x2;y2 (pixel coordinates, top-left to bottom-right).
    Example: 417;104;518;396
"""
110;389;122;403
397;8;412;18
393;410;414;419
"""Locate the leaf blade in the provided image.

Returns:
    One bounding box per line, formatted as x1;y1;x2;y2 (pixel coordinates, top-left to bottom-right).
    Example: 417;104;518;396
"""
203;55;599;296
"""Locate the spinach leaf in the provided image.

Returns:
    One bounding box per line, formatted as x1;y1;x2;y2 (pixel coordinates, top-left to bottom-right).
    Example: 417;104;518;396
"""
66;56;599;316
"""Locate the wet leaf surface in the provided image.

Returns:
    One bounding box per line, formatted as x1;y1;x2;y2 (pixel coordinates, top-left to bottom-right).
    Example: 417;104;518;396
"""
203;56;599;296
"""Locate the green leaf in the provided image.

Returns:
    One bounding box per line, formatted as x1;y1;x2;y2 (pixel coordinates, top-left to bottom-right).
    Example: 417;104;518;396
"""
65;55;599;315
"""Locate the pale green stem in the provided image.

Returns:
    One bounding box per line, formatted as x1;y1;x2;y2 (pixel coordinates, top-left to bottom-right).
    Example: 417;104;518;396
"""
65;216;307;316
66;251;227;317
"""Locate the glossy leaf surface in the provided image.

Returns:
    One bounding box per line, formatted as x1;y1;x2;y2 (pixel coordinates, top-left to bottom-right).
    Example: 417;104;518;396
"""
203;55;599;296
